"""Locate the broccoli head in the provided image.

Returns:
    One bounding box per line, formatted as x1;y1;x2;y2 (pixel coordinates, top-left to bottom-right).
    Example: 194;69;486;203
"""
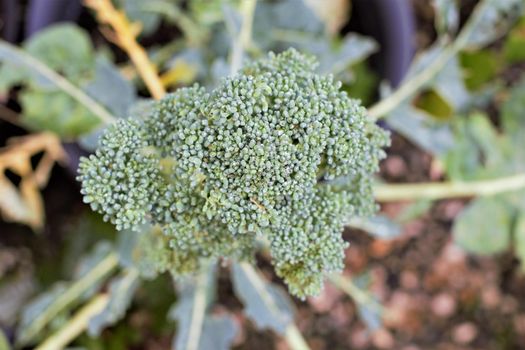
78;49;389;297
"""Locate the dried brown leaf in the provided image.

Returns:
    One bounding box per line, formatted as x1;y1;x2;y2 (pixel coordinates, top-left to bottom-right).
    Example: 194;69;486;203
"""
0;132;66;231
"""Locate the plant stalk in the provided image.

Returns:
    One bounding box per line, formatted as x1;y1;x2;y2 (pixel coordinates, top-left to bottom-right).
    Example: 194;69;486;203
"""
16;251;119;346
35;294;109;350
84;0;166;100
374;173;525;202
229;0;257;75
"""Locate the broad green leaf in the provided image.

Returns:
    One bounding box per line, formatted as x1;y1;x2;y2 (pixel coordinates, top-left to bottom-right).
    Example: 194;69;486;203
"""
116;229;140;269
0;39;115;136
414;89;453;119
318;34;378;76
346;215;402;240
501;77;525;143
88;268;140;336
19;90;100;138
84;57;136;118
198;315;239;350
462;0;524;50
443;113;510;180
345;61;379;106
504;18;525;63
433;56;471;110
453;197;512;255
459;50;499;90
117;0;164;35
0;24;93;91
170;264;217;350
0;24;119;138
386;101;454;156
354;273;382;331
24;24;94;82
16;245;118;347
17;283;68;342
231;262;294;334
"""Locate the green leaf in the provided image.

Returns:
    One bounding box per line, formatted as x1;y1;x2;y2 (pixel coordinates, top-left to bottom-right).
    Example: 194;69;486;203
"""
118;0;166;36
16;245;119;347
88;268;140;336
353;274;382;331
318;33;377;76
453;197;512;255
231;262;294;334
501;77;525;143
386;100;454;155
414;89;453;119
433;56;471;110
462;0;524;49
443;113;510;180
0;39;115;135
170;263;217;350
19;90;100;138
84;57;136;118
345;61;379;106
346;215;402;240
504;18;525;63
459;50;499;90
24;24;94;82
198;315;239;350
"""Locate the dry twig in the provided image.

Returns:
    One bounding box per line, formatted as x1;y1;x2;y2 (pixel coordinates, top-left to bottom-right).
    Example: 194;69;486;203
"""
84;0;166;100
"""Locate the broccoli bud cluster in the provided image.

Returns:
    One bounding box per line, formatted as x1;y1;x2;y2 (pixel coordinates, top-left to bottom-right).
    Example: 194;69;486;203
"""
78;49;389;297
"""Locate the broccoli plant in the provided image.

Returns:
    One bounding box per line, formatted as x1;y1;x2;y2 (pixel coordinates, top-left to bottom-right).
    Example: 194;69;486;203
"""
78;48;389;298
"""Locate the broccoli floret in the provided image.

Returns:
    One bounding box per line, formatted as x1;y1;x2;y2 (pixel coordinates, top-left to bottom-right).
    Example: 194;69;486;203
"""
78;48;389;297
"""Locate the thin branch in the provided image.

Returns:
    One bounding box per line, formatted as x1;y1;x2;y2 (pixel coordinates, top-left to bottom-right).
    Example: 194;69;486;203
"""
0;41;116;125
85;0;166;100
328;274;383;315
35;294;109;350
374;173;525;202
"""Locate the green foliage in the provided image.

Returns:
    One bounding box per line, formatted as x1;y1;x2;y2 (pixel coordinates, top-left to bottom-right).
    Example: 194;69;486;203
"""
447;77;525;264
169;263;239;350
78;49;388;297
459;50;499;90
231;262;294;334
0;24;134;138
454;197;513;254
88;269;140;336
16;243;118;346
504;17;525;63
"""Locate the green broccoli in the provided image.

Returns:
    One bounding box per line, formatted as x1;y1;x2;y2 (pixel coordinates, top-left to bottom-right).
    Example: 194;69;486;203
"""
78;49;389;297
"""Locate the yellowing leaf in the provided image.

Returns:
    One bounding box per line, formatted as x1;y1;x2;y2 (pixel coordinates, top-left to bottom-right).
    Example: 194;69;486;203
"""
160;60;199;88
0;133;66;231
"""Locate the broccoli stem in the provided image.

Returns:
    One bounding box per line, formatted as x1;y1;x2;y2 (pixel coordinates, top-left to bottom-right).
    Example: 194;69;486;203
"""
374;173;525;202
